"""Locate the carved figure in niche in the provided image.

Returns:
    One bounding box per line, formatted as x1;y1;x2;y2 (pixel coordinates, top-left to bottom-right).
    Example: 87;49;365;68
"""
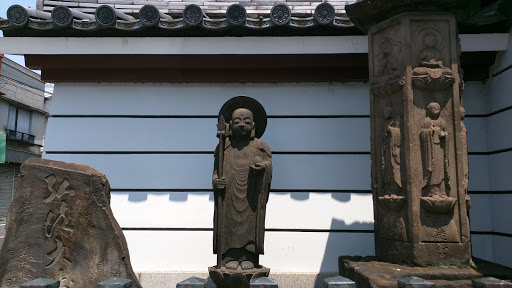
418;32;446;68
420;102;449;198
460;107;471;208
379;106;405;212
376;38;399;77
412;31;454;89
382;106;402;194
372;37;403;96
212;97;272;271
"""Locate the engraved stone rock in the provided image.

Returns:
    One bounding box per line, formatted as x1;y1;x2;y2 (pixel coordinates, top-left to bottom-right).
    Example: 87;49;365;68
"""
0;158;142;288
209;96;272;288
348;1;472;266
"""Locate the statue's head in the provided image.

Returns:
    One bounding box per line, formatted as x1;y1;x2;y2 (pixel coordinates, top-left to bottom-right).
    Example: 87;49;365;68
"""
427;102;441;119
230;108;255;140
424;32;437;48
384;106;393;119
460;107;465;120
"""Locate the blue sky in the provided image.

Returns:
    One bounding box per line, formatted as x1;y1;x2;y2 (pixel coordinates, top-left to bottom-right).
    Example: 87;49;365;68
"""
1;0;37;67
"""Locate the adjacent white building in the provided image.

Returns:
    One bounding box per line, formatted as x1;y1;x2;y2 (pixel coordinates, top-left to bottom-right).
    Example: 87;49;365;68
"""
0;55;50;221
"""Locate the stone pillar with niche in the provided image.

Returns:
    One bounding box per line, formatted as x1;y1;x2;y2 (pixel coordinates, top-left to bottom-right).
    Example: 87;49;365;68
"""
347;1;476;266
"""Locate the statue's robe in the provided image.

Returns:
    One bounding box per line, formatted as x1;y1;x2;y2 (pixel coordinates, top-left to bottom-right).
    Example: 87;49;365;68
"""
213;138;272;260
420;117;448;192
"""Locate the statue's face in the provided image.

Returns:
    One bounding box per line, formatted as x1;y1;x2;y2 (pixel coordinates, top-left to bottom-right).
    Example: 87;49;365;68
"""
231;108;254;139
428;103;441;118
460;107;465;119
424;34;437;48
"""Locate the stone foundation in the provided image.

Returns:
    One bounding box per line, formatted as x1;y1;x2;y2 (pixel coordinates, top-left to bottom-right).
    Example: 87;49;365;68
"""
338;257;512;288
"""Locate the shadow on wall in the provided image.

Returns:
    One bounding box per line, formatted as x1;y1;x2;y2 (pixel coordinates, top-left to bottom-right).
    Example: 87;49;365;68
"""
125;190;360;203
314;218;375;287
126;191;212;202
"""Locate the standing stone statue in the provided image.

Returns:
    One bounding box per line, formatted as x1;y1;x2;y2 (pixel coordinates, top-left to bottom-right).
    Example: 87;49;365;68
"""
209;96;272;288
382;105;402;196
420;102;449;198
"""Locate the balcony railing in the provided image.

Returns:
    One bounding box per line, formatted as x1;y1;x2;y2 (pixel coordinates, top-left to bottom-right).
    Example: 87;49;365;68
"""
6;129;35;145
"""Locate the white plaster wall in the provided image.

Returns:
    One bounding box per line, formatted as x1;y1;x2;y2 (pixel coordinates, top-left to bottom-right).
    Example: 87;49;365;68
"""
482;29;512;268
44;81;495;272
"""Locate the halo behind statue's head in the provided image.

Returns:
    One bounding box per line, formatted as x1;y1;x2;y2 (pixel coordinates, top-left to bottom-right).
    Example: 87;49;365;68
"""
219;96;267;139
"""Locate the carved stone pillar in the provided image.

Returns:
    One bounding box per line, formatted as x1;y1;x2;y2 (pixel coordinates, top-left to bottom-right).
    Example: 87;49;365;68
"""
347;1;477;266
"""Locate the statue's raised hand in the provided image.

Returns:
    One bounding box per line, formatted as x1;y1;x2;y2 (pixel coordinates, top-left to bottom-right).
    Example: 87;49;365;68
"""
213;178;227;191
250;156;266;173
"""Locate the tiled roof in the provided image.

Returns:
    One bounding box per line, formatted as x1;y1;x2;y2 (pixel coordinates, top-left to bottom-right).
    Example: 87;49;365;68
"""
0;0;358;35
41;0;356;15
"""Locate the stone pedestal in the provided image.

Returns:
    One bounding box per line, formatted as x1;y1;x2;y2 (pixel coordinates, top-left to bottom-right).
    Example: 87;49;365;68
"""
208;266;270;288
347;0;473;266
339;257;512;288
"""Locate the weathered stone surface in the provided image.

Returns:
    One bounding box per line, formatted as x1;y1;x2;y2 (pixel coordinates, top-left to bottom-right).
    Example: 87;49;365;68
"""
209;96;272;288
98;277;133;288
398;277;434;288
472;277;512;288
177;276;208;288
365;11;471;266
0;158;142;288
324;275;355;288
19;278;60;288
339;257;512;288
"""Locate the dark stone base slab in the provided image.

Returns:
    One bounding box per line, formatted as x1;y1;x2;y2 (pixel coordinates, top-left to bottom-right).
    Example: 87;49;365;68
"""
339;257;512;288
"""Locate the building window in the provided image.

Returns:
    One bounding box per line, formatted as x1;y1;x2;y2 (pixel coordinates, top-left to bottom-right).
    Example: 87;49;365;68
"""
6;105;34;144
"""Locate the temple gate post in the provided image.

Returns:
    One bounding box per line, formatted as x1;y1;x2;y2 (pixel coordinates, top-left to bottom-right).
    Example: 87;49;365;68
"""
346;0;479;266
